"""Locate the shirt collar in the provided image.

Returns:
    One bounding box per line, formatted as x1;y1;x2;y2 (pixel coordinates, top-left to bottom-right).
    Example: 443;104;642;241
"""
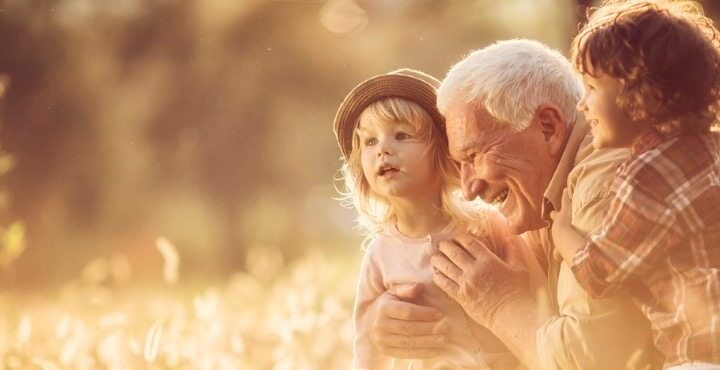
381;221;456;244
541;116;591;224
630;129;669;156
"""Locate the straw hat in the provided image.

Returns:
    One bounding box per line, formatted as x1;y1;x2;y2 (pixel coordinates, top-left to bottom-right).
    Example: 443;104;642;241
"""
333;68;445;159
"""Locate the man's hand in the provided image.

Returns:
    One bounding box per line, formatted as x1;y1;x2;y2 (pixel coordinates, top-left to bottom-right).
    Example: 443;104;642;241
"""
430;234;532;328
369;283;449;358
429;232;551;368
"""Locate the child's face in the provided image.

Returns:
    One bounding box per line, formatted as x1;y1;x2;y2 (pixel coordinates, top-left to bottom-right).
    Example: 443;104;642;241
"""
356;110;440;203
577;71;642;148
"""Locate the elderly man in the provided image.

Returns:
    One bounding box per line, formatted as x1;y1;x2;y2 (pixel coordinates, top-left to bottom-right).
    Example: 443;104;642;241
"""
369;39;660;369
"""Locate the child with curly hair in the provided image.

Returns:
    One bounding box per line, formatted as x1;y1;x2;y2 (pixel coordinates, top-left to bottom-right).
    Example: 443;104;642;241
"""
551;1;720;368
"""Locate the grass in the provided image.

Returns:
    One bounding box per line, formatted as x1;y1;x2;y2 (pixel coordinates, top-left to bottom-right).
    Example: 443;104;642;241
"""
0;249;359;370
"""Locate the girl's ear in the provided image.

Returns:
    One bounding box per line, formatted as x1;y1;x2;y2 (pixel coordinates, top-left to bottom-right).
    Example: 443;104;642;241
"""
534;104;569;158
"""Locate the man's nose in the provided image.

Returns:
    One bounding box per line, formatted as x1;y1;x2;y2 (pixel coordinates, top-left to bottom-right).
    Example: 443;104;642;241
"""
460;163;484;201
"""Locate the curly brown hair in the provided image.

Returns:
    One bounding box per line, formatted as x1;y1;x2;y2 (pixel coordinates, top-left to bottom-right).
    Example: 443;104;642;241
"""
571;0;720;134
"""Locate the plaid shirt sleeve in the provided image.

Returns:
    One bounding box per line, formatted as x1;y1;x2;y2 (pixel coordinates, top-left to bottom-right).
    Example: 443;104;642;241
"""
570;151;686;298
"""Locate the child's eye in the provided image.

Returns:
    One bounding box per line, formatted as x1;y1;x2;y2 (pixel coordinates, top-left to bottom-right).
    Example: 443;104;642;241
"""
364;137;378;146
396;132;412;140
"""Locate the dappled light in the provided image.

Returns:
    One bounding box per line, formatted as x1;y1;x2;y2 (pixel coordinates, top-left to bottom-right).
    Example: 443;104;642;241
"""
1;0;719;368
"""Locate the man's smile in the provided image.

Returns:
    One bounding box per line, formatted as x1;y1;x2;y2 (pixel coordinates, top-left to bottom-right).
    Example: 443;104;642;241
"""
489;188;509;206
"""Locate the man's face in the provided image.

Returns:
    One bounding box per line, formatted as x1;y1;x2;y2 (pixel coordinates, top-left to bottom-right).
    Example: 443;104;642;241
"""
445;104;558;235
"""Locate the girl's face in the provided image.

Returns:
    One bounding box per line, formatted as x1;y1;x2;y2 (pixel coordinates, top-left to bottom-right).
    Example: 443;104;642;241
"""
577;71;645;148
356;110;441;203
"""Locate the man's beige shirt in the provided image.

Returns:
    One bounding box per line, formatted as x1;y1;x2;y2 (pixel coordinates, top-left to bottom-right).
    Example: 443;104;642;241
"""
527;119;661;370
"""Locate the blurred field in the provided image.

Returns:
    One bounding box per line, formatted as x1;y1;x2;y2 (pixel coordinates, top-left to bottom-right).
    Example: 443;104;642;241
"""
0;3;577;366
0;244;360;369
1;0;719;369
0;0;583;287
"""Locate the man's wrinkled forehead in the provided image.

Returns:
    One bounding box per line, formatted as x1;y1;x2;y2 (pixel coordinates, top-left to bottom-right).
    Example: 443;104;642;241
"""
445;104;486;157
446;102;498;132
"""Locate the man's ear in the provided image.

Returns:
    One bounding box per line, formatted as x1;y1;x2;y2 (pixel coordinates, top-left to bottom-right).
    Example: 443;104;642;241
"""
534;104;568;158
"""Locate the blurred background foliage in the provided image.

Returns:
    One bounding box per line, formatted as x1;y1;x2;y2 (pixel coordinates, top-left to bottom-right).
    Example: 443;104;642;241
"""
0;0;718;289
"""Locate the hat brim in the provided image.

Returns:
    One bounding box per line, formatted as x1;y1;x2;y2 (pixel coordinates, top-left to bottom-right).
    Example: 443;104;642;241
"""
333;72;445;159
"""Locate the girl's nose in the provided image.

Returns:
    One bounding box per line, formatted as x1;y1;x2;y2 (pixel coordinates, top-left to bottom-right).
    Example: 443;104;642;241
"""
377;141;393;156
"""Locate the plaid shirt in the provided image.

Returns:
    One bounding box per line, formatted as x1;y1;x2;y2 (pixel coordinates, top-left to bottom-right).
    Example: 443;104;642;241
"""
570;130;720;367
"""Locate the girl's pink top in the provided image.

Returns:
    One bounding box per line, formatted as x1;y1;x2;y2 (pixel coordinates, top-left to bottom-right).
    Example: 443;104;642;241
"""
352;215;528;370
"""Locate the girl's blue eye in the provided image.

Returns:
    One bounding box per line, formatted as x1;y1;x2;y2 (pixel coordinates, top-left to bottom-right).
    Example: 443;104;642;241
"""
365;138;377;146
396;132;411;140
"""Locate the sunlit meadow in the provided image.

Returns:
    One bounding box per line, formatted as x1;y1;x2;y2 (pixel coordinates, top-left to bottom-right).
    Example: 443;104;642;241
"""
3;1;719;369
0;239;358;370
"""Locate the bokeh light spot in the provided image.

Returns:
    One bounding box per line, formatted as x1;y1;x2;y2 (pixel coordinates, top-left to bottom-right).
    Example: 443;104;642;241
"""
319;0;368;35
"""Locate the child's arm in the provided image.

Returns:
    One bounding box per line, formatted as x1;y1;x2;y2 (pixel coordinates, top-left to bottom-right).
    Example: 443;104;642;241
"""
353;245;392;370
549;189;586;263
551;163;686;299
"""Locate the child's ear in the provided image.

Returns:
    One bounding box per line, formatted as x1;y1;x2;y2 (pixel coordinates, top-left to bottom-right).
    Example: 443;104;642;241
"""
534;104;568;158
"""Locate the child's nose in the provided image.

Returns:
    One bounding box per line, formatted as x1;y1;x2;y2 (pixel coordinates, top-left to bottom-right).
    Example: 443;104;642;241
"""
576;96;587;112
377;140;393;156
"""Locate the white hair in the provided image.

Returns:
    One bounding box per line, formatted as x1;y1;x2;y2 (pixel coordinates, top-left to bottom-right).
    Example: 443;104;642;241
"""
438;39;583;131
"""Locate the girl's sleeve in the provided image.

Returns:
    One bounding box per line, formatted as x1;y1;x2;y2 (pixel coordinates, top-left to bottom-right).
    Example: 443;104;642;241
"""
352;242;391;370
